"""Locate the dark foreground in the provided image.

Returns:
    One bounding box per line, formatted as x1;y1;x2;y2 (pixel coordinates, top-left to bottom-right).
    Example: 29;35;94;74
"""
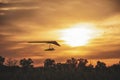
0;57;120;80
0;66;120;80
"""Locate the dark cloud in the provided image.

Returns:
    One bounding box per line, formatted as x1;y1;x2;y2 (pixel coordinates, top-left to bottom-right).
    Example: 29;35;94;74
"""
90;49;120;59
1;0;120;27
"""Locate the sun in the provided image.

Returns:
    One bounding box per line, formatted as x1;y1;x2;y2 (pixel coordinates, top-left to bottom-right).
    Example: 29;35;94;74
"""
60;23;101;47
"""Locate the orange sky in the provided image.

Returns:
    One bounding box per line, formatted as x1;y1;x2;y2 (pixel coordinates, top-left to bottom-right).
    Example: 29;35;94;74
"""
0;0;120;66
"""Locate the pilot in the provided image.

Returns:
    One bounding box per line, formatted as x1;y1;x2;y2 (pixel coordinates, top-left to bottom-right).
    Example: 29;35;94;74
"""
45;48;55;51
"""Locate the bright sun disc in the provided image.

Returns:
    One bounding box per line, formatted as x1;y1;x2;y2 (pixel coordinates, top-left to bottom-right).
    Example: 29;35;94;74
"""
60;23;101;47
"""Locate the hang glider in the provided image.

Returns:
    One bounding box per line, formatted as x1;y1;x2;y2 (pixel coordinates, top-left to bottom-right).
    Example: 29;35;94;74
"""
28;41;61;51
28;41;60;46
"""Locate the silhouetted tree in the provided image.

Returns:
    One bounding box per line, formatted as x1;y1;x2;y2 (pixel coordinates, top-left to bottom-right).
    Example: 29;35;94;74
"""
109;61;120;72
77;58;88;69
20;58;33;68
5;58;18;67
0;56;5;65
66;58;77;69
87;63;94;71
95;61;106;71
44;59;55;68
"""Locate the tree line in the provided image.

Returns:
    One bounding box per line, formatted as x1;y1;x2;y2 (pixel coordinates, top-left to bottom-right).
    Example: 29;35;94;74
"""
0;56;120;80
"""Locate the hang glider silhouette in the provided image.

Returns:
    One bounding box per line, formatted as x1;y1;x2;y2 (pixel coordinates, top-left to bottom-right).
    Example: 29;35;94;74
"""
28;41;60;51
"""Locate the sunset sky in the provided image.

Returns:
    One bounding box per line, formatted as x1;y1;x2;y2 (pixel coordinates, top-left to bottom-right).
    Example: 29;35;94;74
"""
0;0;120;66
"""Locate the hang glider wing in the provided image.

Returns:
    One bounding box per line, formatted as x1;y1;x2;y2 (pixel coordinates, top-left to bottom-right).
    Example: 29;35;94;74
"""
28;41;61;46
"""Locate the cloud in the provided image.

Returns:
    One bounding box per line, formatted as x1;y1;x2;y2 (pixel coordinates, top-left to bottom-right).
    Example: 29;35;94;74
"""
89;49;120;59
0;0;120;66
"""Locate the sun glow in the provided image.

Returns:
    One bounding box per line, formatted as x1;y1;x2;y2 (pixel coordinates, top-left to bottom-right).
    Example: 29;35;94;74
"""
60;23;101;47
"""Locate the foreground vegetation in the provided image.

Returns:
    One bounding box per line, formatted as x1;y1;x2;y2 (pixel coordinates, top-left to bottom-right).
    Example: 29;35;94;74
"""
0;56;120;80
